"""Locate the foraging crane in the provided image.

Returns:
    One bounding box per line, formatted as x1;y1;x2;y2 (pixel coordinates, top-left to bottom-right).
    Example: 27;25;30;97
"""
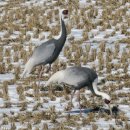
45;66;112;114
21;9;68;82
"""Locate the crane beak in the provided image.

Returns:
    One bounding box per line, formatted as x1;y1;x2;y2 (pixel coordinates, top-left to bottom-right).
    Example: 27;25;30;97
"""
64;15;68;19
108;104;112;116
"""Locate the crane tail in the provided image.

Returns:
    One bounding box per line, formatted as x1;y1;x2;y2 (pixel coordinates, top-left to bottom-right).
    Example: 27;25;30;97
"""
21;58;34;78
44;78;53;87
44;75;55;87
44;71;63;87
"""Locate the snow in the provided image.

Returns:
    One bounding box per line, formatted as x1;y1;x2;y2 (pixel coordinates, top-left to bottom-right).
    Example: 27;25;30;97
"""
8;85;19;103
71;29;83;39
0;73;14;82
0;0;130;129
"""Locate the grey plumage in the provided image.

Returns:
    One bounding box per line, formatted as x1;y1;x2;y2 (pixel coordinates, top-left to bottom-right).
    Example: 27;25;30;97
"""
45;66;97;93
62;67;97;90
32;19;67;66
45;66;111;110
21;17;67;77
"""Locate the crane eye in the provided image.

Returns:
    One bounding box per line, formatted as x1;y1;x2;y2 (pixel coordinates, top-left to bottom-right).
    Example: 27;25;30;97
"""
104;99;110;104
62;10;68;15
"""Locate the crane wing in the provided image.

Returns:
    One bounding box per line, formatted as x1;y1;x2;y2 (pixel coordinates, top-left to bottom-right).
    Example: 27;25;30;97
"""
32;43;56;65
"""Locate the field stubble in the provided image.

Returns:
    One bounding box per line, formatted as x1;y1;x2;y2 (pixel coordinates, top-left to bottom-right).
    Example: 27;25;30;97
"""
0;0;130;130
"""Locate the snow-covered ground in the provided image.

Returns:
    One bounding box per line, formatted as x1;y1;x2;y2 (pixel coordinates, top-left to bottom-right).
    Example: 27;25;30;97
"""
0;0;130;130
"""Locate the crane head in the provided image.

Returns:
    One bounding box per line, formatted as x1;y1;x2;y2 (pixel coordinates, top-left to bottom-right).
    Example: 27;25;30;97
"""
60;9;68;20
102;93;111;104
104;99;111;104
103;94;112;115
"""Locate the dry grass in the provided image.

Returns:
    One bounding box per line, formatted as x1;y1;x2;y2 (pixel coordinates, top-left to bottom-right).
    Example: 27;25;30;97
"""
0;0;130;129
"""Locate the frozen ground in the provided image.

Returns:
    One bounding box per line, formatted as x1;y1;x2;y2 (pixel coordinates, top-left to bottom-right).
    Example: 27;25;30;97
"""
0;0;130;130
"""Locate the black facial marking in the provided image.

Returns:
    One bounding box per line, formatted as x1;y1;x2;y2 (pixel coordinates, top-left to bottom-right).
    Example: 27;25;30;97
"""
62;10;68;15
104;99;110;104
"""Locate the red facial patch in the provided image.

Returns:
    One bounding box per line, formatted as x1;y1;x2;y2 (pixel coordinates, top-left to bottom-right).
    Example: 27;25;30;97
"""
63;10;68;15
104;99;110;104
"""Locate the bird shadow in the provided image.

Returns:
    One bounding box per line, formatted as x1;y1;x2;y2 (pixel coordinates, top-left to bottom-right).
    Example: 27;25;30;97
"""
66;106;119;116
67;108;95;114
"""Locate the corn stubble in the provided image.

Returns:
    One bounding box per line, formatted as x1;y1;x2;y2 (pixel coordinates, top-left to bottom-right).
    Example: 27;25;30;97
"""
0;0;130;129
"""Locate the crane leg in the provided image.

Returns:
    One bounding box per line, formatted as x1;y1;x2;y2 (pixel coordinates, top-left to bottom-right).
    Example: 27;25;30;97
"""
45;64;51;73
77;90;82;115
38;65;44;87
71;89;76;107
92;95;96;106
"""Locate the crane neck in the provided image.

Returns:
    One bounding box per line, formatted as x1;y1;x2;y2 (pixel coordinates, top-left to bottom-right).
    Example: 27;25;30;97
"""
92;80;110;99
59;17;67;41
93;88;108;99
55;17;67;44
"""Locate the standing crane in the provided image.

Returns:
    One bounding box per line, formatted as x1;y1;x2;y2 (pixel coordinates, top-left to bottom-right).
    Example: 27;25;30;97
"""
21;9;68;84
